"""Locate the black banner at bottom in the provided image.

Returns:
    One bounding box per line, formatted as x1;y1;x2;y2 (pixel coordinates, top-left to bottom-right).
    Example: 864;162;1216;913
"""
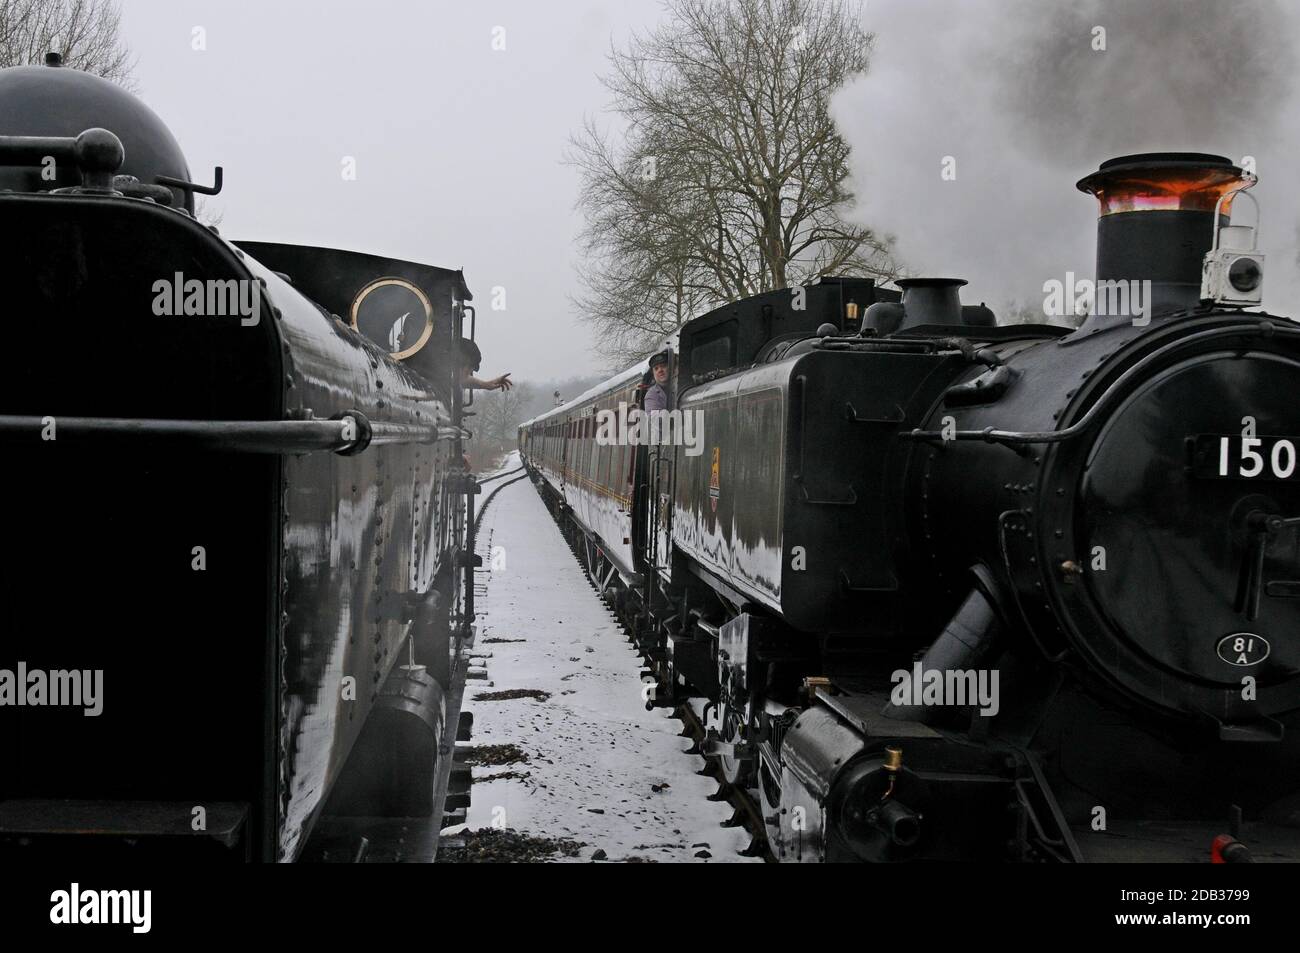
0;861;1293;940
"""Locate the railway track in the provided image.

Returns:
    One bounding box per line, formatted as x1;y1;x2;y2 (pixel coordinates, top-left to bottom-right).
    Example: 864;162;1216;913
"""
472;465;529;533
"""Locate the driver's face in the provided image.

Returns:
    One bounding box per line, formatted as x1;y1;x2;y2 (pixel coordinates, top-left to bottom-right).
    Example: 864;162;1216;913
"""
653;363;669;384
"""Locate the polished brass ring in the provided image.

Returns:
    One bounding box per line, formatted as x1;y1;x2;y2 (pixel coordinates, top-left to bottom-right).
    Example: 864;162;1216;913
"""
349;277;433;361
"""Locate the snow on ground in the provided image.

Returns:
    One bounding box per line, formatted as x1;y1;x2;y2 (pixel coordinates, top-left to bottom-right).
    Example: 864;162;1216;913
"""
452;453;757;862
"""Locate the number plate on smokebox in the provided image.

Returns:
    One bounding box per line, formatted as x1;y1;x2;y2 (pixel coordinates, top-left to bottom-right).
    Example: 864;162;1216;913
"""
1191;434;1300;482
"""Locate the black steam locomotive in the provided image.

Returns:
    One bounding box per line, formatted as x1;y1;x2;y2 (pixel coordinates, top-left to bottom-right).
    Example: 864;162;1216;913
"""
522;152;1300;861
0;57;481;861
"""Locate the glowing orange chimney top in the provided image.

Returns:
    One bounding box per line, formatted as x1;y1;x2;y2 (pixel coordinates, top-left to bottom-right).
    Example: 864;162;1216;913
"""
1077;153;1246;217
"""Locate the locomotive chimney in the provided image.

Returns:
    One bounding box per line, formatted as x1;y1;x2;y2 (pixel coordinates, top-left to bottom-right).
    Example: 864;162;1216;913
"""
896;277;966;328
1076;153;1248;329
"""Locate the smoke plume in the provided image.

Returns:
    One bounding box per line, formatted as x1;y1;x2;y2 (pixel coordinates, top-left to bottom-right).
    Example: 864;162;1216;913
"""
833;0;1300;320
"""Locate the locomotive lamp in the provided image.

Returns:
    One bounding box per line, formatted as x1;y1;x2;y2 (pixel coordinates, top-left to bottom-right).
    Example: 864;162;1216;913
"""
1200;181;1265;307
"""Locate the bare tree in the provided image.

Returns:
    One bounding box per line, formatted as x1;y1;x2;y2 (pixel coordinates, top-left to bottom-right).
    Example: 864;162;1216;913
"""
568;0;901;365
195;197;225;229
476;382;533;445
0;0;135;87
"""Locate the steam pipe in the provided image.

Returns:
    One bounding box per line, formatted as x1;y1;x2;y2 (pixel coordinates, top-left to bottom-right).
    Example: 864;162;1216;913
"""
884;579;1001;724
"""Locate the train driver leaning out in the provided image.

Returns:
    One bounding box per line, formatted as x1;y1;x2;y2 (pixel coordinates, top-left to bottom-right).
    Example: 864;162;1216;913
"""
450;338;510;472
458;338;513;391
643;350;672;412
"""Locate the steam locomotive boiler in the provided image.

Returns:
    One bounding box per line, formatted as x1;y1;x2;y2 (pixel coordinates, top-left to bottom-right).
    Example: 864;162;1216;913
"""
0;57;481;861
523;152;1300;861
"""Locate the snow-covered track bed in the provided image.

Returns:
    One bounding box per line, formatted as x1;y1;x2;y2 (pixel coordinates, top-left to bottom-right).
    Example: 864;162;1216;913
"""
439;456;758;863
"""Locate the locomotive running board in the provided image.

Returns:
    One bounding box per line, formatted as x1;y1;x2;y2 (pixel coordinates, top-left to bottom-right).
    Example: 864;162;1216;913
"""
814;686;940;739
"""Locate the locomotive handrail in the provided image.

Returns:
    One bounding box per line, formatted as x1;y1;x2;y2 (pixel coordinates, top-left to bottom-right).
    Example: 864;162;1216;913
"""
157;167;223;197
903;320;1300;450
0;412;439;455
1211;177;1260;252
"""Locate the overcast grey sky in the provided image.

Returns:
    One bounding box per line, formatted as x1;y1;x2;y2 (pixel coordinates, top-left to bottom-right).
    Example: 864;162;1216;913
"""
119;0;1300;381
120;0;666;379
